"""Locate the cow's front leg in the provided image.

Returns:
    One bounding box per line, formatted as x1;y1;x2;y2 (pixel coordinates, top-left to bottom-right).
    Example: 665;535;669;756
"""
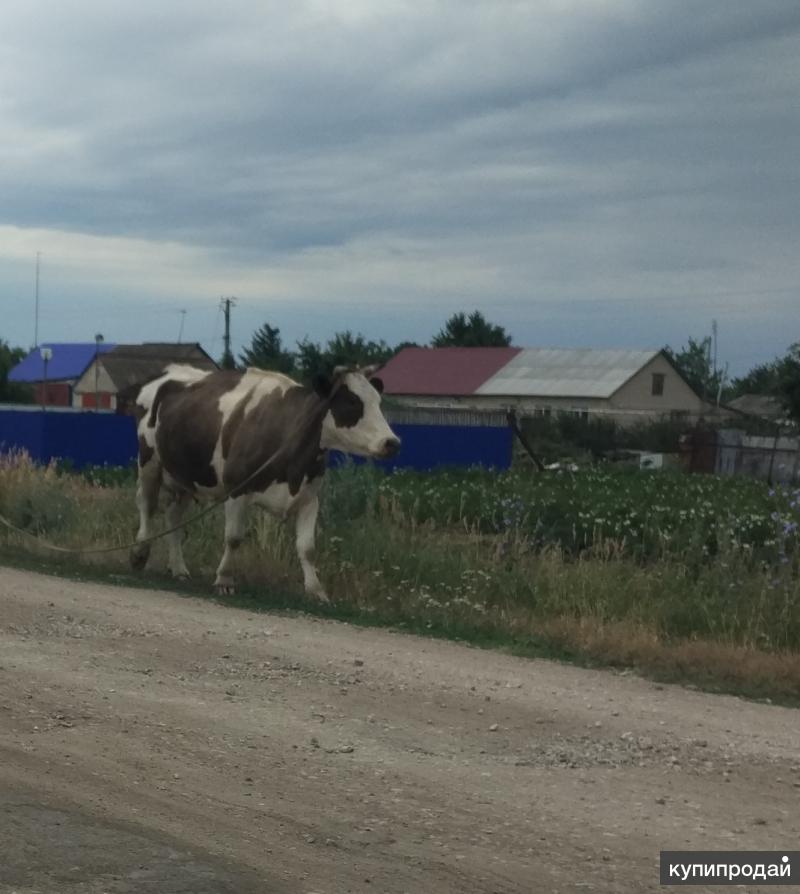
130;459;161;571
165;489;193;579
214;496;248;595
295;494;329;603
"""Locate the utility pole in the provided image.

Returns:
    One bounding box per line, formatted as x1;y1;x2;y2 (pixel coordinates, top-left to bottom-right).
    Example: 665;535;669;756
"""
94;333;104;411
40;346;52;411
221;297;237;369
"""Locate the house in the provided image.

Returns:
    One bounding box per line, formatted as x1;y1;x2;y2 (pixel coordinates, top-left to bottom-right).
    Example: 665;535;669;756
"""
8;342;116;407
726;394;786;423
73;343;217;411
378;347;717;424
9;342;217;411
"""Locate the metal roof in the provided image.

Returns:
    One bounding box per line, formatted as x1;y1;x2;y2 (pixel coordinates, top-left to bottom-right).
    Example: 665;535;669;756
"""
9;342;116;383
727;394;785;420
379;347;521;396
92;343;218;392
476;348;661;398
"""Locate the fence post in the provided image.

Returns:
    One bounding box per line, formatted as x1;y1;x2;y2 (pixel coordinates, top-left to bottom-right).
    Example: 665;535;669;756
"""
766;424;780;486
506;410;545;471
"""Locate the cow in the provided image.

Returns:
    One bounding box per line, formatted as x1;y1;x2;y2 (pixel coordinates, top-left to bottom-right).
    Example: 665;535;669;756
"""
130;363;400;601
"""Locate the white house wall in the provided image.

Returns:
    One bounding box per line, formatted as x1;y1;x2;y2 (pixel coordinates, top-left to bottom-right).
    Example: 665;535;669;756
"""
73;361;116;396
72;361;117;408
609;354;707;416
391;391;717;426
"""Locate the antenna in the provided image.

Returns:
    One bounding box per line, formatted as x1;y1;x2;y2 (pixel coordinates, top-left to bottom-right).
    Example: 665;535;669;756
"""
711;319;718;379
716;361;729;408
34;252;41;347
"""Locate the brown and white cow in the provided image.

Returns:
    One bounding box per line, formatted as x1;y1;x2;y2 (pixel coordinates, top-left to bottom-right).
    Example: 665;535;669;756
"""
130;364;399;600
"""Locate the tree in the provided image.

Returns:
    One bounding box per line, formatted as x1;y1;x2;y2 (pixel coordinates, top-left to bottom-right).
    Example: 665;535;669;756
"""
776;343;800;422
323;331;394;369
393;340;420;353
295;331;396;383
295;337;326;384
723;344;800;423
239;323;295;374
432;311;512;347
664;336;724;401
728;359;784;399
0;340;31;403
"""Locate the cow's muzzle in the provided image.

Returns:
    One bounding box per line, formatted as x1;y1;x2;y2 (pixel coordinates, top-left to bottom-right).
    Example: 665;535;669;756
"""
378;437;401;459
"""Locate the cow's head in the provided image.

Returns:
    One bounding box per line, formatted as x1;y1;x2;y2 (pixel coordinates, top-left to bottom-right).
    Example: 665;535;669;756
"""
315;365;401;460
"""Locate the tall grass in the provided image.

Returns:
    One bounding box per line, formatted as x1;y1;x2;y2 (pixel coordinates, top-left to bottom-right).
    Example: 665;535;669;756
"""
1;452;798;699
316;465;799;649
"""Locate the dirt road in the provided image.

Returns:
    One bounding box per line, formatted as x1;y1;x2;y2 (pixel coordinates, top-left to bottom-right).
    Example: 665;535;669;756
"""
0;566;798;893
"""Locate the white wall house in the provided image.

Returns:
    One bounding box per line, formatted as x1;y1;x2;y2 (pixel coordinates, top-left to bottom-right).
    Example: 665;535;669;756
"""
379;347;722;425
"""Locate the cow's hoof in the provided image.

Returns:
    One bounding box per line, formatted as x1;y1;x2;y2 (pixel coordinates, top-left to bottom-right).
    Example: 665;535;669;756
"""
306;585;330;604
129;545;149;571
169;568;191;581
214;578;235;596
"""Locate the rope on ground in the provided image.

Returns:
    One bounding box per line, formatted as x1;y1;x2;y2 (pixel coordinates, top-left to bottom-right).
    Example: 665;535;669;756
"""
0;498;227;556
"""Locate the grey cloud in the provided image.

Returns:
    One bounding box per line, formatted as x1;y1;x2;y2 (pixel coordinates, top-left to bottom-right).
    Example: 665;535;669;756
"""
0;0;798;374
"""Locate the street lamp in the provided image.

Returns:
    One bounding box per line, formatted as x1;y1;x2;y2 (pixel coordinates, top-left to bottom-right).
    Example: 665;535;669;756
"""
40;346;53;411
94;333;104;411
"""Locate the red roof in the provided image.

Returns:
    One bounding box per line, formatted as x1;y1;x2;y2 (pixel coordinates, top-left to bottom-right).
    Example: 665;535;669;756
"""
378;347;522;396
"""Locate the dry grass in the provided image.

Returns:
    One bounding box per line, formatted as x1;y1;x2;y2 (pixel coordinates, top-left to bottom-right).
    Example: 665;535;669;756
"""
525;617;800;700
1;452;798;702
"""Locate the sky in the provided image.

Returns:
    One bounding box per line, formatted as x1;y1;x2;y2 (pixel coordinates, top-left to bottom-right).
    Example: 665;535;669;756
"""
1;1;798;378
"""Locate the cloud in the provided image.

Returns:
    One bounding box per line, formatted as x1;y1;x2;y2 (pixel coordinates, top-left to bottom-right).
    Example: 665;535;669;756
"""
0;1;798;373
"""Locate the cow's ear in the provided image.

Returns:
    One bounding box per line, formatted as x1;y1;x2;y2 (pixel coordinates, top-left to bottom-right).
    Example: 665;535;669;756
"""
370;376;384;395
312;373;333;398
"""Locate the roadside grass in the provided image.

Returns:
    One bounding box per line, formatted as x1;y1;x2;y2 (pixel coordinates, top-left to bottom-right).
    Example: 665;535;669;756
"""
1;452;798;704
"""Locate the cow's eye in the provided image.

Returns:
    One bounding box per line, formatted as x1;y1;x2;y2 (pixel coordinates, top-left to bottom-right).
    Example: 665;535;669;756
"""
330;387;365;428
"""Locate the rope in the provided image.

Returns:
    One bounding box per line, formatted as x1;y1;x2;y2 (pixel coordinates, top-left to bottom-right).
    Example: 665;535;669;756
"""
0;374;343;557
0;497;227;556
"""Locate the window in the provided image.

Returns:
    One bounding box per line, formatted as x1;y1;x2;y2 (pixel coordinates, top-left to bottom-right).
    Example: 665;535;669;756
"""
651;373;665;396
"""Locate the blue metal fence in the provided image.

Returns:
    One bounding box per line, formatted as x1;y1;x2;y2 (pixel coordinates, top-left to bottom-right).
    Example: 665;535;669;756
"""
329;422;512;472
0;408;137;469
0;408;512;472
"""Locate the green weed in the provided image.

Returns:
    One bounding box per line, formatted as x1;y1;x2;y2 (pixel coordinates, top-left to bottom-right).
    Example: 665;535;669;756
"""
1;452;798;699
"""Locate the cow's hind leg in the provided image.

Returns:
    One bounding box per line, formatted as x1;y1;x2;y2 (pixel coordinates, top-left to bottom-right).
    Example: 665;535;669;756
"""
165;489;193;579
214;496;248;595
295;494;329;603
130;459;161;571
